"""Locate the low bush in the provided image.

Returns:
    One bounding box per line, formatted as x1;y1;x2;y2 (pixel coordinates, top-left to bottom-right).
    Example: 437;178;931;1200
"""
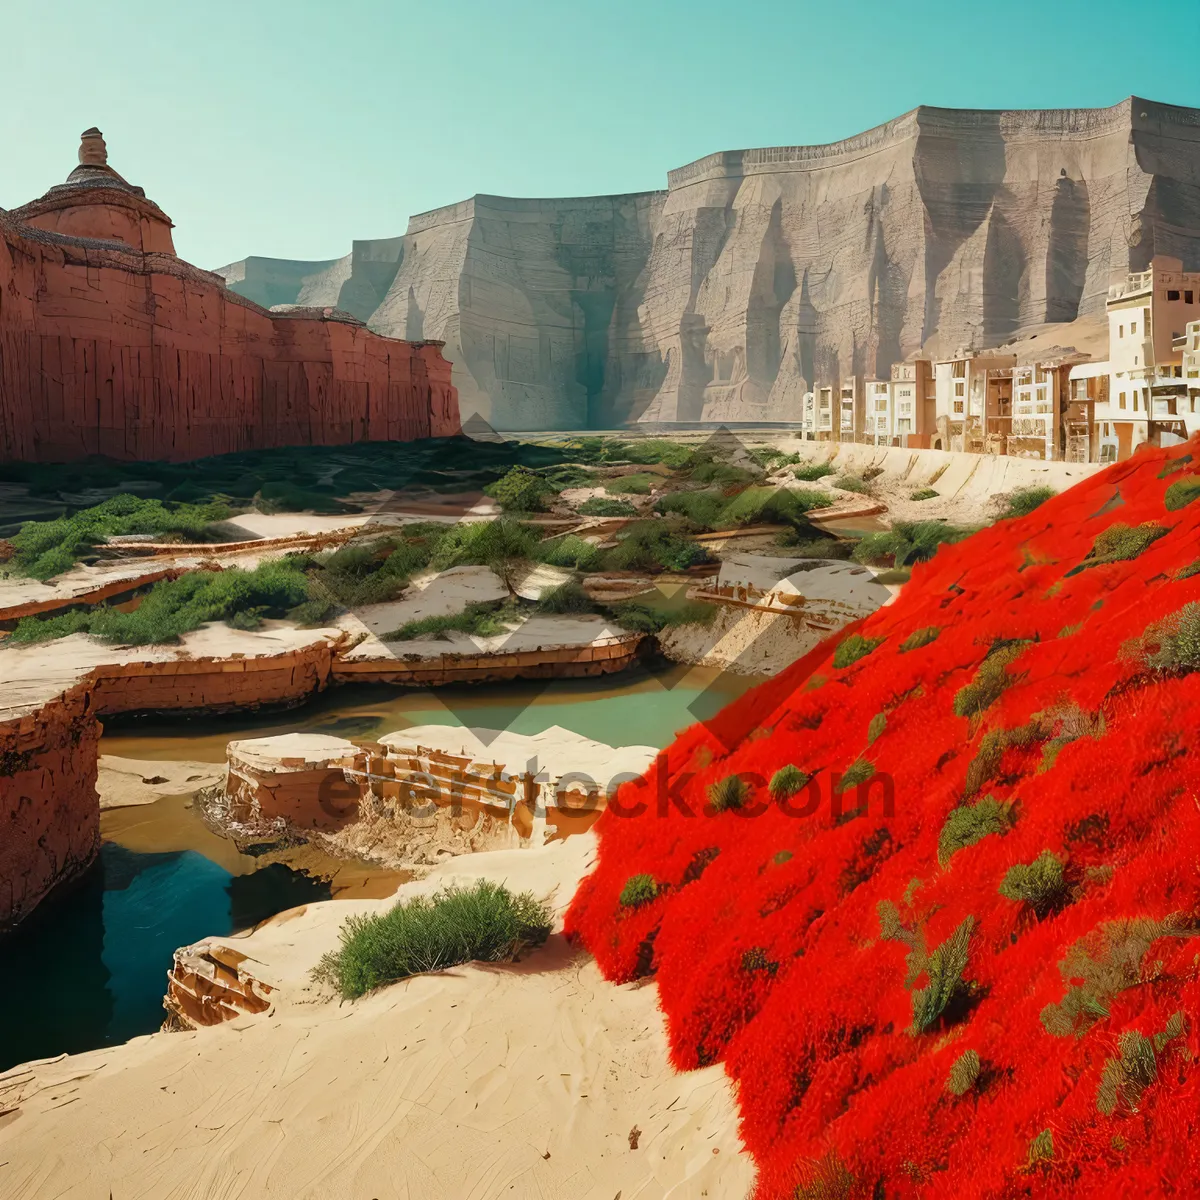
654;489;728;529
314;880;553;999
708;774;751;813
1127;602;1200;674
946;1049;981;1096
1077;522;1169;570
576;496;636;517
11;495;234;580
953;641;1031;718
911;917;975;1034
833;474;872;494
768;764;809;800
603;523;709;573
484;466;558;513
938;796;1015;865
910;488;939;502
1164;477;1200;511
833;633;885;669
999;486;1056;519
537;534;602;571
10;561;312;645
718;486;832;526
899;625;941;652
792;461;835;482
835;758;875;793
534;580;595;614
619;873;660;908
383;599;518;642
853;520;973;567
604;473;662;495
999;850;1067;915
430;519;539;590
607;599;717;635
689;461;759;488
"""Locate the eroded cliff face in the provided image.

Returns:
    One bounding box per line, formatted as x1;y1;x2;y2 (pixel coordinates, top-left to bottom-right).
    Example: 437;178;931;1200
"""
0;685;100;932
219;98;1200;431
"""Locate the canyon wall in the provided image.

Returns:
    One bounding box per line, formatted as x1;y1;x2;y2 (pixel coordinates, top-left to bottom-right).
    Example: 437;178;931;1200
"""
218;98;1200;431
0;684;99;933
0;215;460;463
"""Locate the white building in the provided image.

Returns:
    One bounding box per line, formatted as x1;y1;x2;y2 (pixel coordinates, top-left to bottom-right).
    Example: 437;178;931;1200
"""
1106;255;1200;458
865;378;891;444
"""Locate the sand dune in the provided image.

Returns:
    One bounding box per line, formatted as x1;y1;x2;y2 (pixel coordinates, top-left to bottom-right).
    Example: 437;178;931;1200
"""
0;835;753;1199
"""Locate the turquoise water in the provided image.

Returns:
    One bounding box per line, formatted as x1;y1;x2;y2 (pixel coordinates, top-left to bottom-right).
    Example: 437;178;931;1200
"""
0;843;329;1073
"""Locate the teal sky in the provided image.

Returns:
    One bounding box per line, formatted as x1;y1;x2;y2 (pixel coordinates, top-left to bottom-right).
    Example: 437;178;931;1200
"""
5;0;1199;270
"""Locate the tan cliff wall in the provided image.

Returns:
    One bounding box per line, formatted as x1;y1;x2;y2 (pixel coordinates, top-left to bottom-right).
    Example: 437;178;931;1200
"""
219;98;1200;430
0;213;460;463
0;684;100;932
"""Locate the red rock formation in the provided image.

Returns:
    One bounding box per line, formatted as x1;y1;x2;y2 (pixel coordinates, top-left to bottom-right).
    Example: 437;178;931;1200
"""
0;130;459;463
0;683;100;933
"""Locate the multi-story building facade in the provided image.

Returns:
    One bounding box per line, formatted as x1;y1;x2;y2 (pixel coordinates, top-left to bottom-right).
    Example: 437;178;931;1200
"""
1183;321;1200;418
839;378;859;442
889;360;933;447
1105;255;1200;459
1066;361;1109;463
865;378;891;444
932;352;1015;454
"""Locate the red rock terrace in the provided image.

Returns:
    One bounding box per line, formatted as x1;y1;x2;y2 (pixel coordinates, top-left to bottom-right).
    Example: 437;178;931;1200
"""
0;128;460;463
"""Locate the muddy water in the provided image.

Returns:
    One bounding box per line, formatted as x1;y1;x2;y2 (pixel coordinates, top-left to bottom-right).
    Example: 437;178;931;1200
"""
99;662;762;762
1;663;761;1072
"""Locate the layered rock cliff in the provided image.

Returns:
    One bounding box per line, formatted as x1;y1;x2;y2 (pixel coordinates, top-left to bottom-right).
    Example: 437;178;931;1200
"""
218;97;1200;431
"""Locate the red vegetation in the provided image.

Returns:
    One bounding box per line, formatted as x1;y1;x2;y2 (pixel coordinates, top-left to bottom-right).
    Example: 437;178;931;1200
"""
565;440;1200;1198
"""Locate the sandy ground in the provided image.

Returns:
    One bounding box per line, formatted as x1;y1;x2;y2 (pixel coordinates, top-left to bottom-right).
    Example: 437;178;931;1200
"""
0;622;342;721
0;834;754;1200
97;755;226;809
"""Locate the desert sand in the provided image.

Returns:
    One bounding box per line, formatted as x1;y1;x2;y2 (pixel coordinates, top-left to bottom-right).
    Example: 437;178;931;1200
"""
0;833;753;1200
97;754;226;808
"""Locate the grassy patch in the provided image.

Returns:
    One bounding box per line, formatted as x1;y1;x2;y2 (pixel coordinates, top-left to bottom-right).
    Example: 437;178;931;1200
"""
430;519;539;590
1074;522;1169;572
791;461;835;482
852;520;973;567
999;850;1067;916
899;625;941;652
575;496;636;517
707;774;751;813
533;580;595;614
910;488;939;502
603;523;709;573
604;472;662;496
953;641;1032;719
938;796;1015;865
835;758;875;793
768;764;809;801
10;561;313;645
833;474;872;494
10;495;235;580
484;466;559;513
1165;477;1200;511
313;880;552;1000
999;486;1056;519
833;633;885;669
382;599;518;642
1125;602;1200;674
537;534;603;571
619;873;660;908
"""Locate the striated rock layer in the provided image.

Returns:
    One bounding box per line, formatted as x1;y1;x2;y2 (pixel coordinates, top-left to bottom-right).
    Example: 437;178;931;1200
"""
0;214;460;463
219;98;1200;431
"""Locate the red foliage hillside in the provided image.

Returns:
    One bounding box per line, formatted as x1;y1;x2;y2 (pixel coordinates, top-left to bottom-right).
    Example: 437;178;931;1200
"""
565;440;1200;1199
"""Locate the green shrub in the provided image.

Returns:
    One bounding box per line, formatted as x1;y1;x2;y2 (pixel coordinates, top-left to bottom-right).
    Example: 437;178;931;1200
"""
999;850;1067;915
999;486;1056;519
708;774;751;813
900;625;941;652
383;599;518;642
868;712;887;745
946;1049;981;1096
1028;1129;1054;1167
768;764;809;800
835;759;875;793
1127;602;1200;674
719;486;832;526
576;496;636;517
833;633;885;668
689;460;759;487
911;916;975;1034
10;560;312;645
1175;560;1200;581
1158;454;1193;479
313;880;552;999
654;489;728;529
604;472;661;495
620;439;697;469
603;523;708;573
1078;521;1169;570
608;598;716;634
852;520;972;567
484;466;558;513
534;580;595;614
1165;477;1200;511
938;796;1015;865
953;641;1031;719
792;461;835;482
833;474;872;494
11;494;234;580
537;534;602;571
430;519;539;590
618;873;660;908
910;488;939;502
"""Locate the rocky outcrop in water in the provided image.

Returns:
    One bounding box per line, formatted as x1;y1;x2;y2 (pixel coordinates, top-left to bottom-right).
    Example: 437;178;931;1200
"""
218;98;1200;431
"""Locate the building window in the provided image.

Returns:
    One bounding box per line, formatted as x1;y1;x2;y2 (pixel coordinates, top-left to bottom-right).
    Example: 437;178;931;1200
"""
952;361;966;378
1131;321;1137;334
1119;324;1124;338
954;381;965;397
1119;392;1126;409
1167;290;1180;301
1187;290;1195;304
953;400;964;414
